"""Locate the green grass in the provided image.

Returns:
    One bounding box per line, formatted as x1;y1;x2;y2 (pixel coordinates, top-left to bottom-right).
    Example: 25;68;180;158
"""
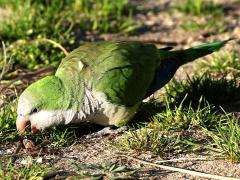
199;51;240;75
7;40;66;69
181;18;225;33
0;0;136;40
114;126;182;157
176;0;223;16
0;0;138;71
72;0;139;33
0;101;17;137
115;98;240;160
0;158;48;179
114;98;217;157
205;112;240;162
166;51;240;108
176;0;225;33
33;126;78;147
74;162;133;179
165;73;240;108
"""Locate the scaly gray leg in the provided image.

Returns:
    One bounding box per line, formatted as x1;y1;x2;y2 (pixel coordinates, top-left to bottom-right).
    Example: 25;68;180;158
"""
85;126;128;139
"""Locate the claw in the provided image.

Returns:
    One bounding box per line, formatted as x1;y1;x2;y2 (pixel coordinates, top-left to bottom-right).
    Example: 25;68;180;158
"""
86;126;128;139
31;125;39;134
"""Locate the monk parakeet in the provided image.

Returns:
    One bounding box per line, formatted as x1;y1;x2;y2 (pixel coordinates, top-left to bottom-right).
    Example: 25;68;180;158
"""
16;40;229;133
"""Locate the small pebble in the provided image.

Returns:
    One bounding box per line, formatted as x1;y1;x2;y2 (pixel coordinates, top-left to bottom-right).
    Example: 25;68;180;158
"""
36;157;43;164
20;158;32;165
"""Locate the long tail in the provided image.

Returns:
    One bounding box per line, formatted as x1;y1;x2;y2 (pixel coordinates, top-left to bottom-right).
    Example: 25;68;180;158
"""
182;39;232;64
146;39;232;97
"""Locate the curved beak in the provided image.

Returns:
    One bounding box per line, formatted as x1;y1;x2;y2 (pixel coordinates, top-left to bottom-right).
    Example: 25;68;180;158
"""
16;116;40;134
16;116;30;134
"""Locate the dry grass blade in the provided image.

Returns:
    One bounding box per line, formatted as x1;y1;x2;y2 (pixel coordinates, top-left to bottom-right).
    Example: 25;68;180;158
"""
37;38;68;56
155;157;213;163
120;155;239;180
0;41;12;81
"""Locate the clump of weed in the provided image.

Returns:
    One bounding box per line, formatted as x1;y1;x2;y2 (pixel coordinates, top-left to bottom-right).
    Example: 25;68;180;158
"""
72;0;139;33
115;127;181;157
199;51;240;75
0;0;137;41
181;18;225;33
0;158;48;179
205;113;240;162
115;96;238;157
74;162;132;179
0;0;75;42
176;0;225;33
33;126;78;147
176;0;223;16
0;0;138;71
8;40;65;69
165;73;240;108
0;101;17;131
115;98;213;156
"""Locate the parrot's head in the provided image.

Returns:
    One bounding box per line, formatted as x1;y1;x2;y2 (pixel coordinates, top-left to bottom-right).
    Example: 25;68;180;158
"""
16;75;67;133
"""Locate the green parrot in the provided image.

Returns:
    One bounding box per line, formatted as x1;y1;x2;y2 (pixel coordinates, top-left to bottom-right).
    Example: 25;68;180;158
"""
16;40;229;133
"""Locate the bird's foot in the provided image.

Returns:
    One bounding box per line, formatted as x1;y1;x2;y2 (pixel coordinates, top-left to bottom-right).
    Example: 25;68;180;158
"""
85;126;128;139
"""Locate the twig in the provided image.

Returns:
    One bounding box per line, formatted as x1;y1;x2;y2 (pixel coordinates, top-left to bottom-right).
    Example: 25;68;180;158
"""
119;155;239;180
37;38;68;56
154;157;214;163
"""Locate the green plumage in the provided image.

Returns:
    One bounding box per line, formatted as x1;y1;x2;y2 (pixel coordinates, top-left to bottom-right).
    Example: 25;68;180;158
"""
56;41;160;107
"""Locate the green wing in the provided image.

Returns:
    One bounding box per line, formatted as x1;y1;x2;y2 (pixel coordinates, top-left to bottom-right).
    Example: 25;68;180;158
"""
56;41;160;107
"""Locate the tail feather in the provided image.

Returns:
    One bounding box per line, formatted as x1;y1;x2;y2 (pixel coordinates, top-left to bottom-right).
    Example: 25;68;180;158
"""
146;39;232;97
183;39;232;63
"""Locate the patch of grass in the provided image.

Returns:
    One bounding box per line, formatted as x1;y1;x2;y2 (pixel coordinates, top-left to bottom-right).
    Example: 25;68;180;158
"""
7;40;65;69
205;113;240;162
74;162;133;179
176;0;223;16
33;126;78;147
0;1;75;42
0;101;19;142
152;97;225;130
115;98;216;156
198;51;240;75
0;101;17;132
181;18;225;33
114;96;239;157
72;0;139;33
0;158;48;179
0;0;137;40
176;0;225;33
115;127;181;157
165;73;240;108
0;0;138;71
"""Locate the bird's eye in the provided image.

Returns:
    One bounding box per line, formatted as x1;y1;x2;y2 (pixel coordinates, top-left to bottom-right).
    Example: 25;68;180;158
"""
31;108;38;114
